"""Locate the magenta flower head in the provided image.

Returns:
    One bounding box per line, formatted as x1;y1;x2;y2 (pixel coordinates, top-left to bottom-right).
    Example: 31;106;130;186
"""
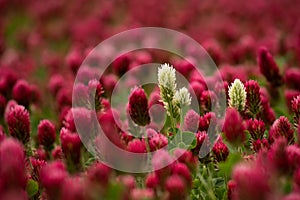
246;118;265;140
0;138;26;189
38;119;56;151
257;46;283;87
148;133;168;152
212;138;229;162
245;80;262;116
171;162;192;186
292;95;300;123
48;74;64;97
165;175;187;200
145;173;159;189
268;137;289;173
268;116;294;144
39;161;68;200
286;145;300;172
130;188;155;200
60;128;82;164
284;68;300;91
198;112;217;131
0;94;6;116
232;163;270;200
127;139;147;153
6;104;30;144
184;109;200;132
222;108;246;145
87;162;112;187
88;79;104;111
252;139;269;153
112;54;131;76
174;149;198;172
60;177;86;200
127;86;150;126
12;79;33;108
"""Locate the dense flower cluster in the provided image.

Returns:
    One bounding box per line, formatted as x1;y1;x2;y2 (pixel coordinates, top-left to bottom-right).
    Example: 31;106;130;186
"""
1;0;300;199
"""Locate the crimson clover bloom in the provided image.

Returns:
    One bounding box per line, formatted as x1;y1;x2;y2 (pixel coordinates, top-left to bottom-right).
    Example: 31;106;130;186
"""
128;86;150;126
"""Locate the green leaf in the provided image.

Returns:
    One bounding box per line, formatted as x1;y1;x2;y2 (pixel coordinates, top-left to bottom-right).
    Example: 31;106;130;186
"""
104;182;124;200
26;179;39;198
219;153;242;177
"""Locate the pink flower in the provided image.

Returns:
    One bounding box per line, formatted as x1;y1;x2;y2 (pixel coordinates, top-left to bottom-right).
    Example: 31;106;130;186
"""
38;120;56;151
165;175;187;200
292;95;300;123
112;54;131;76
212;138;229;162
88;79;104;111
189;81;206;102
127;139;147;153
130;188;155;200
48;74;64;97
245;80;262;116
60;177;86;200
30;157;46;182
174;149;198;172
232;163;270;200
222;108;246;145
87;162;112;187
284;68;300;91
12;79;33;107
6;104;30;144
39;161;68;200
286;145;300;171
171;162;192;186
257;46;283;87
246;118;265;140
268;116;294;144
52;146;63;160
252;139;269;153
148;133;168;151
198;112;216;131
145;173;159;189
0;138;26;190
60;128;82;164
184;109;200;132
128;87;150;126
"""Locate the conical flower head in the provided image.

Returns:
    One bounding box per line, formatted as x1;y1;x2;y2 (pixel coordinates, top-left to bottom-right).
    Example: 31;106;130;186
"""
257;46;283;87
228;79;246;112
38;119;56;150
269;116;294;144
223;108;246;145
128;87;150;126
245;80;262;116
158;63;176;95
173;87;191;108
6;104;30;144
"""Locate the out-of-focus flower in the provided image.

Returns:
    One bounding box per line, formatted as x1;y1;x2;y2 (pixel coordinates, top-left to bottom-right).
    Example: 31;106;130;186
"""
223;108;246;145
38;119;56;151
12;79;33;107
228;79;247;112
286;145;300;172
130;188;155;200
0;138;26;190
60;177;86;200
174;149;198;172
284;68;300;91
112;54;131;77
145;173;159;189
40;161;68;200
87;162;112;187
48;74;64;97
165;175;187;200
88;79;104;111
184;109;200;132
245;80;262;116
171;162;192;186
128;87;150;126
6;104;30;144
257;46;283;87
268;116;294;144
231;163;270;200
60;128;82;165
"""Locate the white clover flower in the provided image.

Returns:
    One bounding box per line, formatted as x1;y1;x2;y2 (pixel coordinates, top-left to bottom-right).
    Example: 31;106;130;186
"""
174;87;192;107
158;63;176;93
228;79;247;112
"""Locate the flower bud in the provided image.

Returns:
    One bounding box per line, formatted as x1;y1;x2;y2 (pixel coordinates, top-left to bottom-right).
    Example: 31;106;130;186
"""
212;138;229;162
246;118;265;140
60;128;82;165
165;175;187;200
12;79;32;107
184;109;200;132
128;87;150;126
245;80;262;116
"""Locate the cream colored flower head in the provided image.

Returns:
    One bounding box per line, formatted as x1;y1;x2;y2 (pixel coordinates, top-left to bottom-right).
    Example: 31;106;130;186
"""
228;79;246;112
